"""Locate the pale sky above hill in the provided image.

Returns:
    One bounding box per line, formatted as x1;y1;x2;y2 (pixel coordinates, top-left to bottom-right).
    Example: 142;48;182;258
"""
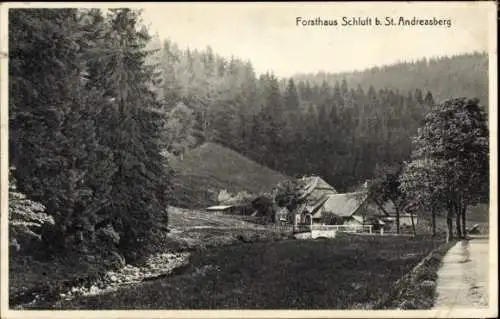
139;2;493;78
4;2;491;77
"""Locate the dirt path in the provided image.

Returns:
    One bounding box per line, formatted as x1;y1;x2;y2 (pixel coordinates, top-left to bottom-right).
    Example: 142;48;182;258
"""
433;236;489;313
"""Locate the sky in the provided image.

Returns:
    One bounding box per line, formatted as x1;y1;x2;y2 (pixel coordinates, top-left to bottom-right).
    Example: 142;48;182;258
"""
6;2;492;79
138;2;492;78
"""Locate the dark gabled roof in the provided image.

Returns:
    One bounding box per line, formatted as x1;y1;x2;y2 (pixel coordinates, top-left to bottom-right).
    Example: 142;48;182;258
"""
314;192;368;218
366;199;395;217
300;176;338;192
297;176;338;212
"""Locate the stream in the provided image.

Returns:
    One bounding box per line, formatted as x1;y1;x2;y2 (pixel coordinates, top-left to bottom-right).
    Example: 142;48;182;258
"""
13;251;191;309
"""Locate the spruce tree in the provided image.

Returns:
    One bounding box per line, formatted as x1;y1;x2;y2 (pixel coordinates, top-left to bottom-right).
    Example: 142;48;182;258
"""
9;9;108;253
85;8;173;261
284;79;300;111
424;91;435;106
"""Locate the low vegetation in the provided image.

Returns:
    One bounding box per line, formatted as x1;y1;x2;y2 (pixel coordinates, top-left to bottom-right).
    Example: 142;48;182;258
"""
167;206;261;229
50;234;444;309
374;240;455;309
10;205;289;309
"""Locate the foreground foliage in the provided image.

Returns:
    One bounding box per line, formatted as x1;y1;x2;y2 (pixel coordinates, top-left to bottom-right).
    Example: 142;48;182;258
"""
8;169;53;254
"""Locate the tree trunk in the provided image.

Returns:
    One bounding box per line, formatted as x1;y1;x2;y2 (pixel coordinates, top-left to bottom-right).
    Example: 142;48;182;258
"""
431;205;437;237
410;211;416;236
446;203;454;243
461;202;467;239
395;208;400;234
455;208;462;239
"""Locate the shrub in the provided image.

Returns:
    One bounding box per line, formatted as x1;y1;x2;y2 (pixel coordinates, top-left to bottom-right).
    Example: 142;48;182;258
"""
9;170;55;257
217;189;233;203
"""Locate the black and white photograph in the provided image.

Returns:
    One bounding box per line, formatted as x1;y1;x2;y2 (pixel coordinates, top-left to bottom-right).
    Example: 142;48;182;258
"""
0;2;497;318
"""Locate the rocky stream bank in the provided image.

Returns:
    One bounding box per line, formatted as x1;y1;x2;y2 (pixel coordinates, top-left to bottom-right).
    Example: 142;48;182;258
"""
12;252;190;309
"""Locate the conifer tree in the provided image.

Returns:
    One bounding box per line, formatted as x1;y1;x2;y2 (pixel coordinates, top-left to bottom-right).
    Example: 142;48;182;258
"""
85;8;172;261
9;9;109;253
424;91;435;106
284;79;300;112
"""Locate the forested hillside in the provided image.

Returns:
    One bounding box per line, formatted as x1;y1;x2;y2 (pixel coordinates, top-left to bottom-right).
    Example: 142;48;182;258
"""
146;34;488;192
293;52;488;107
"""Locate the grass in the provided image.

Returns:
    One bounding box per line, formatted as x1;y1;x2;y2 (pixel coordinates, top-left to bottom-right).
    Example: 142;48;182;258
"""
9;252;112;308
12;201;485;309
158;226;290;254
9;209;288;309
51;234;444;310
159;206;288;254
167;206;264;229
170;143;290;208
375;240;456;309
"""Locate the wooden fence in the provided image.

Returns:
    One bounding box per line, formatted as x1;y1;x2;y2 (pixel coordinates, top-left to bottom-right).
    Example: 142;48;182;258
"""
263;223;373;235
310;224;373;234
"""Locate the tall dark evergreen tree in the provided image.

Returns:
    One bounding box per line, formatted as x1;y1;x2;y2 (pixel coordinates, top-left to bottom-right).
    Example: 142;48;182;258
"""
415;88;424;105
283;79;300;112
9;9;109;253
84;8;173;261
424;91;435;106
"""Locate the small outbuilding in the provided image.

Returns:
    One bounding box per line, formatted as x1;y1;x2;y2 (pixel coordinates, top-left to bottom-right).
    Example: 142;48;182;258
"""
206;205;239;214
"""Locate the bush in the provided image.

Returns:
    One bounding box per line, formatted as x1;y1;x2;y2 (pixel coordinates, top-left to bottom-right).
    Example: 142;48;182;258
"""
274;179;307;211
8;173;56;258
251;194;276;220
217;189;232;203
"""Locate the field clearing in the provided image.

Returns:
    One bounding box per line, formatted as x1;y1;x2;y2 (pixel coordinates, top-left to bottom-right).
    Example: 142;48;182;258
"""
167;206;262;229
53;234;444;310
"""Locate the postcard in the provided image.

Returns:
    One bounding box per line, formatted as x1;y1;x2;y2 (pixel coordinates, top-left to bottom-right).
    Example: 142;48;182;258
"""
0;2;497;318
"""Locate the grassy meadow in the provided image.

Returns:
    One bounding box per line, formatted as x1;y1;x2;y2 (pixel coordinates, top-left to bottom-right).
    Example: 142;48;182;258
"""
52;234;444;309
